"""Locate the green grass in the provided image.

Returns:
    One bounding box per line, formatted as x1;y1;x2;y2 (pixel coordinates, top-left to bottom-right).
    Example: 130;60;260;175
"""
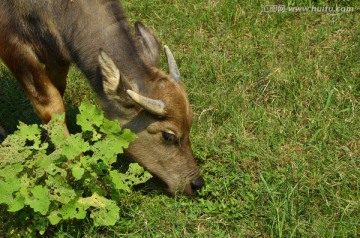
1;0;359;237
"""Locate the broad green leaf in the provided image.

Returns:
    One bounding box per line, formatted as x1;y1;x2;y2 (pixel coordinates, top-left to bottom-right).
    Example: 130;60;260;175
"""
109;170;130;192
7;192;25;212
78;193;120;226
78;192;108;208
80;154;97;167
77;101;104;132
19;174;32;201
34;151;54;168
42;113;67;148
59;199;87;220
28;185;50;215
125;163;153;186
47;211;62;225
121;129;137;144
91;135;133;165
100;119;122;135
0;177;21;203
0;121;43;165
60;133;90;159
16;122;42;149
72;163;85;180
90;199;120;226
128;163;145;174
109;164;152;193
0;164;23;204
91;137;123;165
44;163;67;177
0;163;23;179
46;175;76;204
0;135;30;165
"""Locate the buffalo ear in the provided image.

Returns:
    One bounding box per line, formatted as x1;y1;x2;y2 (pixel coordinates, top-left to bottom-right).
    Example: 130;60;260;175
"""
135;22;161;68
98;49;133;96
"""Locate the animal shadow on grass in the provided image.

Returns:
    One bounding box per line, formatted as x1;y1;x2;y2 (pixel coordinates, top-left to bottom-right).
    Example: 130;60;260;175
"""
0;79;81;142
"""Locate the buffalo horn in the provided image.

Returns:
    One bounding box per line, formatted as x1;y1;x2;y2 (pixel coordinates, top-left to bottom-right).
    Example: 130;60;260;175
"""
164;45;181;82
127;90;166;116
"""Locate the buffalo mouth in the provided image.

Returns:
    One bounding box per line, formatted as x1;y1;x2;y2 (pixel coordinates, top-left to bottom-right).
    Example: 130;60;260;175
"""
165;184;199;197
150;175;203;196
183;176;205;196
181;184;201;197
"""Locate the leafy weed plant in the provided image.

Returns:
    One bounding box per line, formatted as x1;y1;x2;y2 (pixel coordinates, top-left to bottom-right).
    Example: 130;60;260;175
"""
0;102;152;236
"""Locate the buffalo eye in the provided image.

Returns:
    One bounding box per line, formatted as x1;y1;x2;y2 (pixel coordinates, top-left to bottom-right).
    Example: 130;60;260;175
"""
162;131;179;145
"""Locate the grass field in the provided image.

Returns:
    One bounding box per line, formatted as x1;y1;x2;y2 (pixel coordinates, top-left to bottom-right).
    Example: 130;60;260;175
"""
1;0;359;237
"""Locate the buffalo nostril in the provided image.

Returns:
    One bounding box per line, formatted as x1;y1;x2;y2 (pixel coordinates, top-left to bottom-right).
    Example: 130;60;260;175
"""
191;176;205;191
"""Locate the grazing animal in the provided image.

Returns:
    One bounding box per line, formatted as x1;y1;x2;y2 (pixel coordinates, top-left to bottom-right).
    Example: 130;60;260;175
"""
0;0;204;196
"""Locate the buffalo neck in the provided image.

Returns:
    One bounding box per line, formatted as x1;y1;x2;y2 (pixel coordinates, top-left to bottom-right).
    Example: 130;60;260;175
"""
57;0;150;93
